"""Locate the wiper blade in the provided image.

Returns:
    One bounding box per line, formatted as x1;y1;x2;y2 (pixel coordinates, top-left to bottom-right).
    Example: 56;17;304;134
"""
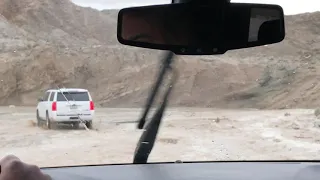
133;51;176;164
137;52;175;129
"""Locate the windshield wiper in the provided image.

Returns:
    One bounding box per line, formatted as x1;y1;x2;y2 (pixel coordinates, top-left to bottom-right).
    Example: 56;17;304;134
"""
133;51;177;164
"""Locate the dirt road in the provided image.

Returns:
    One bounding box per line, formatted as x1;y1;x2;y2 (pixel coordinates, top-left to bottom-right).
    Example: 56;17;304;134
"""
0;107;319;167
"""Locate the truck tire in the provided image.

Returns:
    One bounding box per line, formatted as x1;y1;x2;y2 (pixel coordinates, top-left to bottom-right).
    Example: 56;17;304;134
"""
46;112;51;129
86;121;93;129
36;110;41;127
73;122;80;129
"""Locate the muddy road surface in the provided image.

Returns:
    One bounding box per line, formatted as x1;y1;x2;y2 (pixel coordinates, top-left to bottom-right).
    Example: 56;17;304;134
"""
0;107;319;167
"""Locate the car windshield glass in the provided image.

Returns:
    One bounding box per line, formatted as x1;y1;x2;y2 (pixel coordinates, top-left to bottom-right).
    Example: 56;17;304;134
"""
57;92;90;101
0;0;319;168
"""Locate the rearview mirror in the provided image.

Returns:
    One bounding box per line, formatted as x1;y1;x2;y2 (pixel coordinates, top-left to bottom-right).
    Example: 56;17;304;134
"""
117;3;285;55
38;97;44;102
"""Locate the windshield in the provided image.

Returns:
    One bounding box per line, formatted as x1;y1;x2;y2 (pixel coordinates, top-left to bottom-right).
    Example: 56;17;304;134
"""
0;0;319;168
57;92;90;101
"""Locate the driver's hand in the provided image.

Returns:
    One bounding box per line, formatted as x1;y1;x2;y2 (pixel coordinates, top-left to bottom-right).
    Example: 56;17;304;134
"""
0;155;52;180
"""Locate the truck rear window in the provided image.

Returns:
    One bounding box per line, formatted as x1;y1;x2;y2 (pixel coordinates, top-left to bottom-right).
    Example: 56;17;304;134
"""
57;92;90;101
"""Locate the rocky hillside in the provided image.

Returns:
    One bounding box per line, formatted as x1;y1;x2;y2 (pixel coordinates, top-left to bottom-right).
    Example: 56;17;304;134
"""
0;0;319;109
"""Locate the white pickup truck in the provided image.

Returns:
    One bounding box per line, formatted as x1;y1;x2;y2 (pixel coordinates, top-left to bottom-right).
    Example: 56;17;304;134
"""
36;88;95;129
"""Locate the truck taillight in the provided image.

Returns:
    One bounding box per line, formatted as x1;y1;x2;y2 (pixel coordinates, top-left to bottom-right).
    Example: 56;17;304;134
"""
90;101;94;110
52;102;57;111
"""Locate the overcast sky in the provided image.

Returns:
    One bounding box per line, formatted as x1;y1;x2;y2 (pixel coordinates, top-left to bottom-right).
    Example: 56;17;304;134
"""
71;0;319;15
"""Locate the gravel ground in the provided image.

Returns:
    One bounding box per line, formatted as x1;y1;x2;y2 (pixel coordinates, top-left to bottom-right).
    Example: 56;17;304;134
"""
0;107;319;167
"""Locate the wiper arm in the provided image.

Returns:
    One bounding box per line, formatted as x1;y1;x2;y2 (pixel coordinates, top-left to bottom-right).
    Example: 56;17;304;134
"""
133;51;176;164
137;52;175;129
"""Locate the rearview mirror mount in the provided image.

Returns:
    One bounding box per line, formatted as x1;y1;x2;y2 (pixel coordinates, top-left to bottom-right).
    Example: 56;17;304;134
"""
117;2;285;55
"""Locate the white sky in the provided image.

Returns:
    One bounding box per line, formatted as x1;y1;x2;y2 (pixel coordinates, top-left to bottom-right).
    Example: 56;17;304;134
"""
71;0;319;15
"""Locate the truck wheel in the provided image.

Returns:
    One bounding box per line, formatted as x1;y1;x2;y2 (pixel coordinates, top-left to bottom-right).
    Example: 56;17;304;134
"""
85;121;93;129
46;112;51;129
73;122;80;129
36;110;41;127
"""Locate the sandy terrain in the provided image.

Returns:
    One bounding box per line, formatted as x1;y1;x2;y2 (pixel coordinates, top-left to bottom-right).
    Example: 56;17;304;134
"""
0;106;319;167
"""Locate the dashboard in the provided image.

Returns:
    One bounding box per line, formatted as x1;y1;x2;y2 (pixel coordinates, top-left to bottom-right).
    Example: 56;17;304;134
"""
42;161;320;180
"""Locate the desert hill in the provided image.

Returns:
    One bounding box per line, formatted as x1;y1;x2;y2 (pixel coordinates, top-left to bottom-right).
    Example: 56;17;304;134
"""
0;0;319;109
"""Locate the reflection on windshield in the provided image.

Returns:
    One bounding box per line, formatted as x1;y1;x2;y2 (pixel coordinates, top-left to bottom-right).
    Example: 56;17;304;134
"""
121;5;195;46
0;0;319;168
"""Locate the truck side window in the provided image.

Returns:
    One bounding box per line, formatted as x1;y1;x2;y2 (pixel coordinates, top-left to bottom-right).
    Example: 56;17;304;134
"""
49;92;56;101
43;92;50;101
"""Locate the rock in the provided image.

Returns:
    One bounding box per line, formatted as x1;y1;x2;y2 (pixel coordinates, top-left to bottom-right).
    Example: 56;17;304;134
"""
314;120;320;128
314;108;320;117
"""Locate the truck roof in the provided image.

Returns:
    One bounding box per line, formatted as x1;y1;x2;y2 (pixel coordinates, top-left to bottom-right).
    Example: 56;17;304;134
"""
47;88;89;92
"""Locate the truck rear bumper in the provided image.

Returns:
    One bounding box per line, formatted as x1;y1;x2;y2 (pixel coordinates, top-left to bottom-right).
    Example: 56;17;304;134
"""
51;114;94;122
